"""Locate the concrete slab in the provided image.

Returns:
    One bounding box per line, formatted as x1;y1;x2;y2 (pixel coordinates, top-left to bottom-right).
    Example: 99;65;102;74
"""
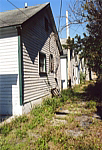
0;116;15;126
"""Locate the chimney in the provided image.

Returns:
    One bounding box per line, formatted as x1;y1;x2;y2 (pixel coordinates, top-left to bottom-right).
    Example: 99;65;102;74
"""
25;3;28;8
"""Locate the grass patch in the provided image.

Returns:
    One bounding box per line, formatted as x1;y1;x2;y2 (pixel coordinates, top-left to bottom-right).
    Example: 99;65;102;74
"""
0;80;102;149
86;100;97;109
0;124;12;136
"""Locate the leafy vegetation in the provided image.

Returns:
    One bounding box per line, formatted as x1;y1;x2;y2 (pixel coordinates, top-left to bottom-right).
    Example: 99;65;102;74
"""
76;0;102;75
80;72;86;84
0;80;102;149
62;0;102;76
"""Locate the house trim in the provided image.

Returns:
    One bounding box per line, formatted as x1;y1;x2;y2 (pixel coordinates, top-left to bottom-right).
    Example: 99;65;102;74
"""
18;29;23;106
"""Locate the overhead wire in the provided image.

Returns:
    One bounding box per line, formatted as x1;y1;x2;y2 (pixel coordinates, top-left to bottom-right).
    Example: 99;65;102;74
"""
6;0;62;57
6;0;59;38
71;24;81;37
58;0;62;33
0;18;11;26
71;27;82;34
0;1;61;92
6;0;61;69
2;0;63;48
7;0;29;19
0;0;29;29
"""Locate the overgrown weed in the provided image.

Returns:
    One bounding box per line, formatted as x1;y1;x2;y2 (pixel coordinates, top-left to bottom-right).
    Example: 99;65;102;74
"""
0;80;102;149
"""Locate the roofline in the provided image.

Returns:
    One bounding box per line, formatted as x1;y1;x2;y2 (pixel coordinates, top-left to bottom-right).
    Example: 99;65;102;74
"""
0;3;50;29
0;2;62;53
47;4;62;53
60;55;67;58
21;3;50;28
0;24;22;29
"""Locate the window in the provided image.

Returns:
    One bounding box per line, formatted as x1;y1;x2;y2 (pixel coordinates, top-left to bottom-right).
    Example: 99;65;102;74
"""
45;17;49;32
49;54;54;73
39;52;46;73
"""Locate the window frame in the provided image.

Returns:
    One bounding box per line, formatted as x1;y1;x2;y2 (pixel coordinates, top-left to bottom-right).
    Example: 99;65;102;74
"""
39;52;47;74
49;54;54;73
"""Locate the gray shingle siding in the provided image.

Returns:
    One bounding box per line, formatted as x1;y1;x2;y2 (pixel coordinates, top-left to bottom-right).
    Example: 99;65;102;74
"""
0;3;61;115
21;12;61;103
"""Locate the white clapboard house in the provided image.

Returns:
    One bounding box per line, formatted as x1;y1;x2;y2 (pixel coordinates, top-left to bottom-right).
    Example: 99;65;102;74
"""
0;3;62;116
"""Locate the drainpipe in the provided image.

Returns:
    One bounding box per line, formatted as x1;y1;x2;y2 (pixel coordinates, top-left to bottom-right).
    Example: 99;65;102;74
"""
17;26;23;106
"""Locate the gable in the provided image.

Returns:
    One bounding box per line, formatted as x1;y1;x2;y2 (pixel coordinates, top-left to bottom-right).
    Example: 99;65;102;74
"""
0;3;49;28
0;2;62;53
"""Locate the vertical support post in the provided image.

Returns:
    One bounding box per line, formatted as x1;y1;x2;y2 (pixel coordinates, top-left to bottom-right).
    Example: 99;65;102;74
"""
66;10;71;86
18;27;23;106
66;10;70;39
68;48;70;81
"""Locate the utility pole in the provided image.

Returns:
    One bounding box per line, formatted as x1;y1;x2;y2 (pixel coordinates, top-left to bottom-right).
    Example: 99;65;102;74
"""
66;10;71;87
66;10;70;39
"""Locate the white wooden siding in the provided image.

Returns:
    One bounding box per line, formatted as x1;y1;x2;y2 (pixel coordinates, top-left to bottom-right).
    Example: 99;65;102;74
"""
70;55;81;86
0;27;21;115
61;57;67;89
22;13;61;105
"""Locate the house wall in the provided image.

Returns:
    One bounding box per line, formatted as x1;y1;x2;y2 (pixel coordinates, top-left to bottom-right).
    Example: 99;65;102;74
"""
70;55;80;86
21;12;61;113
60;57;67;89
0;27;22;115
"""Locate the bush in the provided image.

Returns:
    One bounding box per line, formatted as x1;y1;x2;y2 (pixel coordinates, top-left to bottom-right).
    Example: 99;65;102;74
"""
86;100;97;109
80;72;86;84
0;124;12;136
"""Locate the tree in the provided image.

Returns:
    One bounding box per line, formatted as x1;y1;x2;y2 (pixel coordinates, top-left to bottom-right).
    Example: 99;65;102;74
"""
64;0;102;76
62;36;74;50
80;0;102;75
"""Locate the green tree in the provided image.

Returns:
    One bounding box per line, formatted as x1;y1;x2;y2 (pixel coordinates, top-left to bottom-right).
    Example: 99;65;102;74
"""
71;0;102;76
61;0;102;76
83;0;101;75
62;36;75;58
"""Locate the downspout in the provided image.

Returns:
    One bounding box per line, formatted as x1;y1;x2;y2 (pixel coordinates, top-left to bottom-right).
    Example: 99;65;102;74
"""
17;26;23;106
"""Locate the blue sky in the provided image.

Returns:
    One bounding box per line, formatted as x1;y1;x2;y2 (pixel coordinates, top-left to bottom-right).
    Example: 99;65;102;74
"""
0;0;86;38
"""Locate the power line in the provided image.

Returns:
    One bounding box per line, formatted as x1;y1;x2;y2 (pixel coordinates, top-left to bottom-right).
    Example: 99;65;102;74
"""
6;0;48;31
5;1;61;65
0;0;30;29
0;18;10;26
6;0;57;33
2;0;60;47
71;25;81;37
7;0;29;19
70;25;82;36
0;17;17;29
58;0;62;33
6;0;61;46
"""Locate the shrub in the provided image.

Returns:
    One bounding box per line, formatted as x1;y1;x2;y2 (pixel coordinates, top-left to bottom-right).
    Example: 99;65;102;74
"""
0;124;12;136
86;100;97;109
80;72;86;84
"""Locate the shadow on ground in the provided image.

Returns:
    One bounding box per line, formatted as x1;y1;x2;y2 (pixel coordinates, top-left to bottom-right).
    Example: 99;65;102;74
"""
72;79;102;119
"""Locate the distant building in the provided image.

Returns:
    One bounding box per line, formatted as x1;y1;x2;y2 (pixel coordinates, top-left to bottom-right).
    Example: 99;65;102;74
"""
60;38;68;89
60;38;87;88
